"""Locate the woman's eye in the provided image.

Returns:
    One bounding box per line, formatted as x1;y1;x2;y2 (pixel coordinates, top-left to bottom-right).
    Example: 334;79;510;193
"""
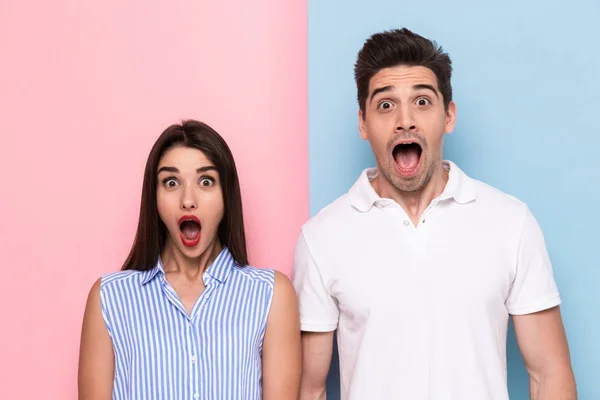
200;178;214;187
164;178;178;188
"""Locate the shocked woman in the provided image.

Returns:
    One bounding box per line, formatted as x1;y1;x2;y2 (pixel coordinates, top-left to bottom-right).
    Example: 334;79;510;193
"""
78;120;301;399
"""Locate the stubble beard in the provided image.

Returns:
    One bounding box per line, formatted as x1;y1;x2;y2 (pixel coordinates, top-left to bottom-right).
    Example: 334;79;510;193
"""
380;155;435;194
380;134;436;194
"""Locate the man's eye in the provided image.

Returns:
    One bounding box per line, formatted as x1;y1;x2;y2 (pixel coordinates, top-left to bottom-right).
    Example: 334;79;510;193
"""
416;98;430;106
379;101;393;110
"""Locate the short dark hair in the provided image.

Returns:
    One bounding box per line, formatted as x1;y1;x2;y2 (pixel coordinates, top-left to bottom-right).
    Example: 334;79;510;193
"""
354;28;453;113
122;119;248;271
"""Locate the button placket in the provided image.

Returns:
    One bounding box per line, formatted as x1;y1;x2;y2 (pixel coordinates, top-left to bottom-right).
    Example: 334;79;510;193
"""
186;315;200;399
187;321;198;377
415;201;441;259
188;280;218;399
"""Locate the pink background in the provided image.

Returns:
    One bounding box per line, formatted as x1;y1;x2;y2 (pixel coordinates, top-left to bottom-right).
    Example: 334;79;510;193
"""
0;1;307;398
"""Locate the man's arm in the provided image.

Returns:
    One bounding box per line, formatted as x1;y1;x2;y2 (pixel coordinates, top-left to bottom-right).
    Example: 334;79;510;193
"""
299;331;334;400
513;306;576;400
291;229;339;399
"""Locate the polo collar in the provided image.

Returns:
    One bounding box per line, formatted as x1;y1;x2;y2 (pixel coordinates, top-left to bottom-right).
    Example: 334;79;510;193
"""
437;160;477;204
348;160;477;212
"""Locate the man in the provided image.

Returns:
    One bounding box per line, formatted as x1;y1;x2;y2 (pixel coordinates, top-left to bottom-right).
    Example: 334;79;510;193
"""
292;28;576;399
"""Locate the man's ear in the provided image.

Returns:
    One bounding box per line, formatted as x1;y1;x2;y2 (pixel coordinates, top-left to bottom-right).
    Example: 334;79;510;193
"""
444;101;457;134
359;109;368;140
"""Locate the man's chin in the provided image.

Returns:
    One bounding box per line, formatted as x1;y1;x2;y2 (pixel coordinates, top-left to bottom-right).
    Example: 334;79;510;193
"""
398;170;431;192
379;168;424;194
392;179;424;193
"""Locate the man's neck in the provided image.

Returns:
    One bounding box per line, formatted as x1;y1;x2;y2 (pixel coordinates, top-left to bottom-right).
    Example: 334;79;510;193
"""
372;164;449;226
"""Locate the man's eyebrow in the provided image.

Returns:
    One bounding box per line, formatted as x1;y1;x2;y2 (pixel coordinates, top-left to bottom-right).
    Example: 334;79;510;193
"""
369;85;394;103
413;84;439;98
369;84;440;103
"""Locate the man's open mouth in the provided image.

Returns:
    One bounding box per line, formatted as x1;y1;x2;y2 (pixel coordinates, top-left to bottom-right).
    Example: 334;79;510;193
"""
392;142;423;175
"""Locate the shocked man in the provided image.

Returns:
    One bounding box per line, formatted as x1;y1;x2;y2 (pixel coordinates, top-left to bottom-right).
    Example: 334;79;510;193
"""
292;28;576;400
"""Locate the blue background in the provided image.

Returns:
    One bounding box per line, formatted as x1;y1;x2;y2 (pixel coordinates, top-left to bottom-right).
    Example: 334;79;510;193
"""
308;0;600;398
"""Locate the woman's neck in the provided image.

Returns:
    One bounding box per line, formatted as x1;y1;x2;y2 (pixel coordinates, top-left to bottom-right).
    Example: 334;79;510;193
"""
160;238;223;280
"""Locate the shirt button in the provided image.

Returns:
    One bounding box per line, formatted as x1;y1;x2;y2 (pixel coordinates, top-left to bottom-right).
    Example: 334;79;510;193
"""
194;394;199;399
191;355;197;363
403;220;410;226
188;322;192;328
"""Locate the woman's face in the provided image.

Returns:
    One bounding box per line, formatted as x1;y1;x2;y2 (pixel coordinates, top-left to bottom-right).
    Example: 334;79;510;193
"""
156;146;224;259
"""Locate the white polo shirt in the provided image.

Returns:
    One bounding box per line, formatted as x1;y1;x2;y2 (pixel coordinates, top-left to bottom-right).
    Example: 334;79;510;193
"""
292;161;561;400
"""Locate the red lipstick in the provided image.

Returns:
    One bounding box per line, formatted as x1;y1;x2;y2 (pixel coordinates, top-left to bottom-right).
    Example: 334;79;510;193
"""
178;215;201;247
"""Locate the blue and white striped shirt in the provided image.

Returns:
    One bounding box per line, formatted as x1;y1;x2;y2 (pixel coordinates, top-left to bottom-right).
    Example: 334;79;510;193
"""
100;247;275;400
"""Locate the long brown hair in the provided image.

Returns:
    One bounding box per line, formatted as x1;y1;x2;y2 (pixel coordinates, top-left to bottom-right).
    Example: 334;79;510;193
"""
122;120;248;271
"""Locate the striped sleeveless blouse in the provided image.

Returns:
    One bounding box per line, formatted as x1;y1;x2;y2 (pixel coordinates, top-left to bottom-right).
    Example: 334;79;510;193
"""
100;247;275;400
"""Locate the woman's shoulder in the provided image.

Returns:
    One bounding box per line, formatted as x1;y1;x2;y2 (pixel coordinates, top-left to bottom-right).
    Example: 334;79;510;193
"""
99;269;146;291
231;264;276;287
231;265;295;293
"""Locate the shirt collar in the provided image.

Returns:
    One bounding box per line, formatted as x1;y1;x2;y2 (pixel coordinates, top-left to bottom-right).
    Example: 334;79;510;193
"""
141;257;165;285
141;246;236;285
348;160;477;212
437;160;477;204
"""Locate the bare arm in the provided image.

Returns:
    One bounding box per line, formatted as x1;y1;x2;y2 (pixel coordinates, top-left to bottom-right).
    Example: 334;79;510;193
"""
78;278;114;400
513;306;576;400
299;331;334;400
262;271;302;399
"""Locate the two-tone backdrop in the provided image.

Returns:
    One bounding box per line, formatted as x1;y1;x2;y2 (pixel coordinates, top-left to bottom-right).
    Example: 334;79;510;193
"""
1;0;598;398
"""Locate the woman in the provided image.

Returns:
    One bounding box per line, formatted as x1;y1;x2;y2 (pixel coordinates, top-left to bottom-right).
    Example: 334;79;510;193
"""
78;120;301;399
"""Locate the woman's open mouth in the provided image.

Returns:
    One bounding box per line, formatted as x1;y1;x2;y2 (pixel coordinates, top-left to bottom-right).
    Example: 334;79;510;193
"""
178;215;201;247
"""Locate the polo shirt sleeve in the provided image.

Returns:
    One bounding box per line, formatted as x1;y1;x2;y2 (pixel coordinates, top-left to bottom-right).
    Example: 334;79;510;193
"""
505;207;562;315
291;229;339;332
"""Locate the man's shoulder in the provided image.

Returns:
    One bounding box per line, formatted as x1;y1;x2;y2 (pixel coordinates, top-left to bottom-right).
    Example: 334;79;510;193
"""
301;192;356;238
469;176;529;220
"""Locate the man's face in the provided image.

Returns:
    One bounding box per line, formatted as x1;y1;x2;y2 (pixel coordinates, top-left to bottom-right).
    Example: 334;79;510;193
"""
359;65;456;193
